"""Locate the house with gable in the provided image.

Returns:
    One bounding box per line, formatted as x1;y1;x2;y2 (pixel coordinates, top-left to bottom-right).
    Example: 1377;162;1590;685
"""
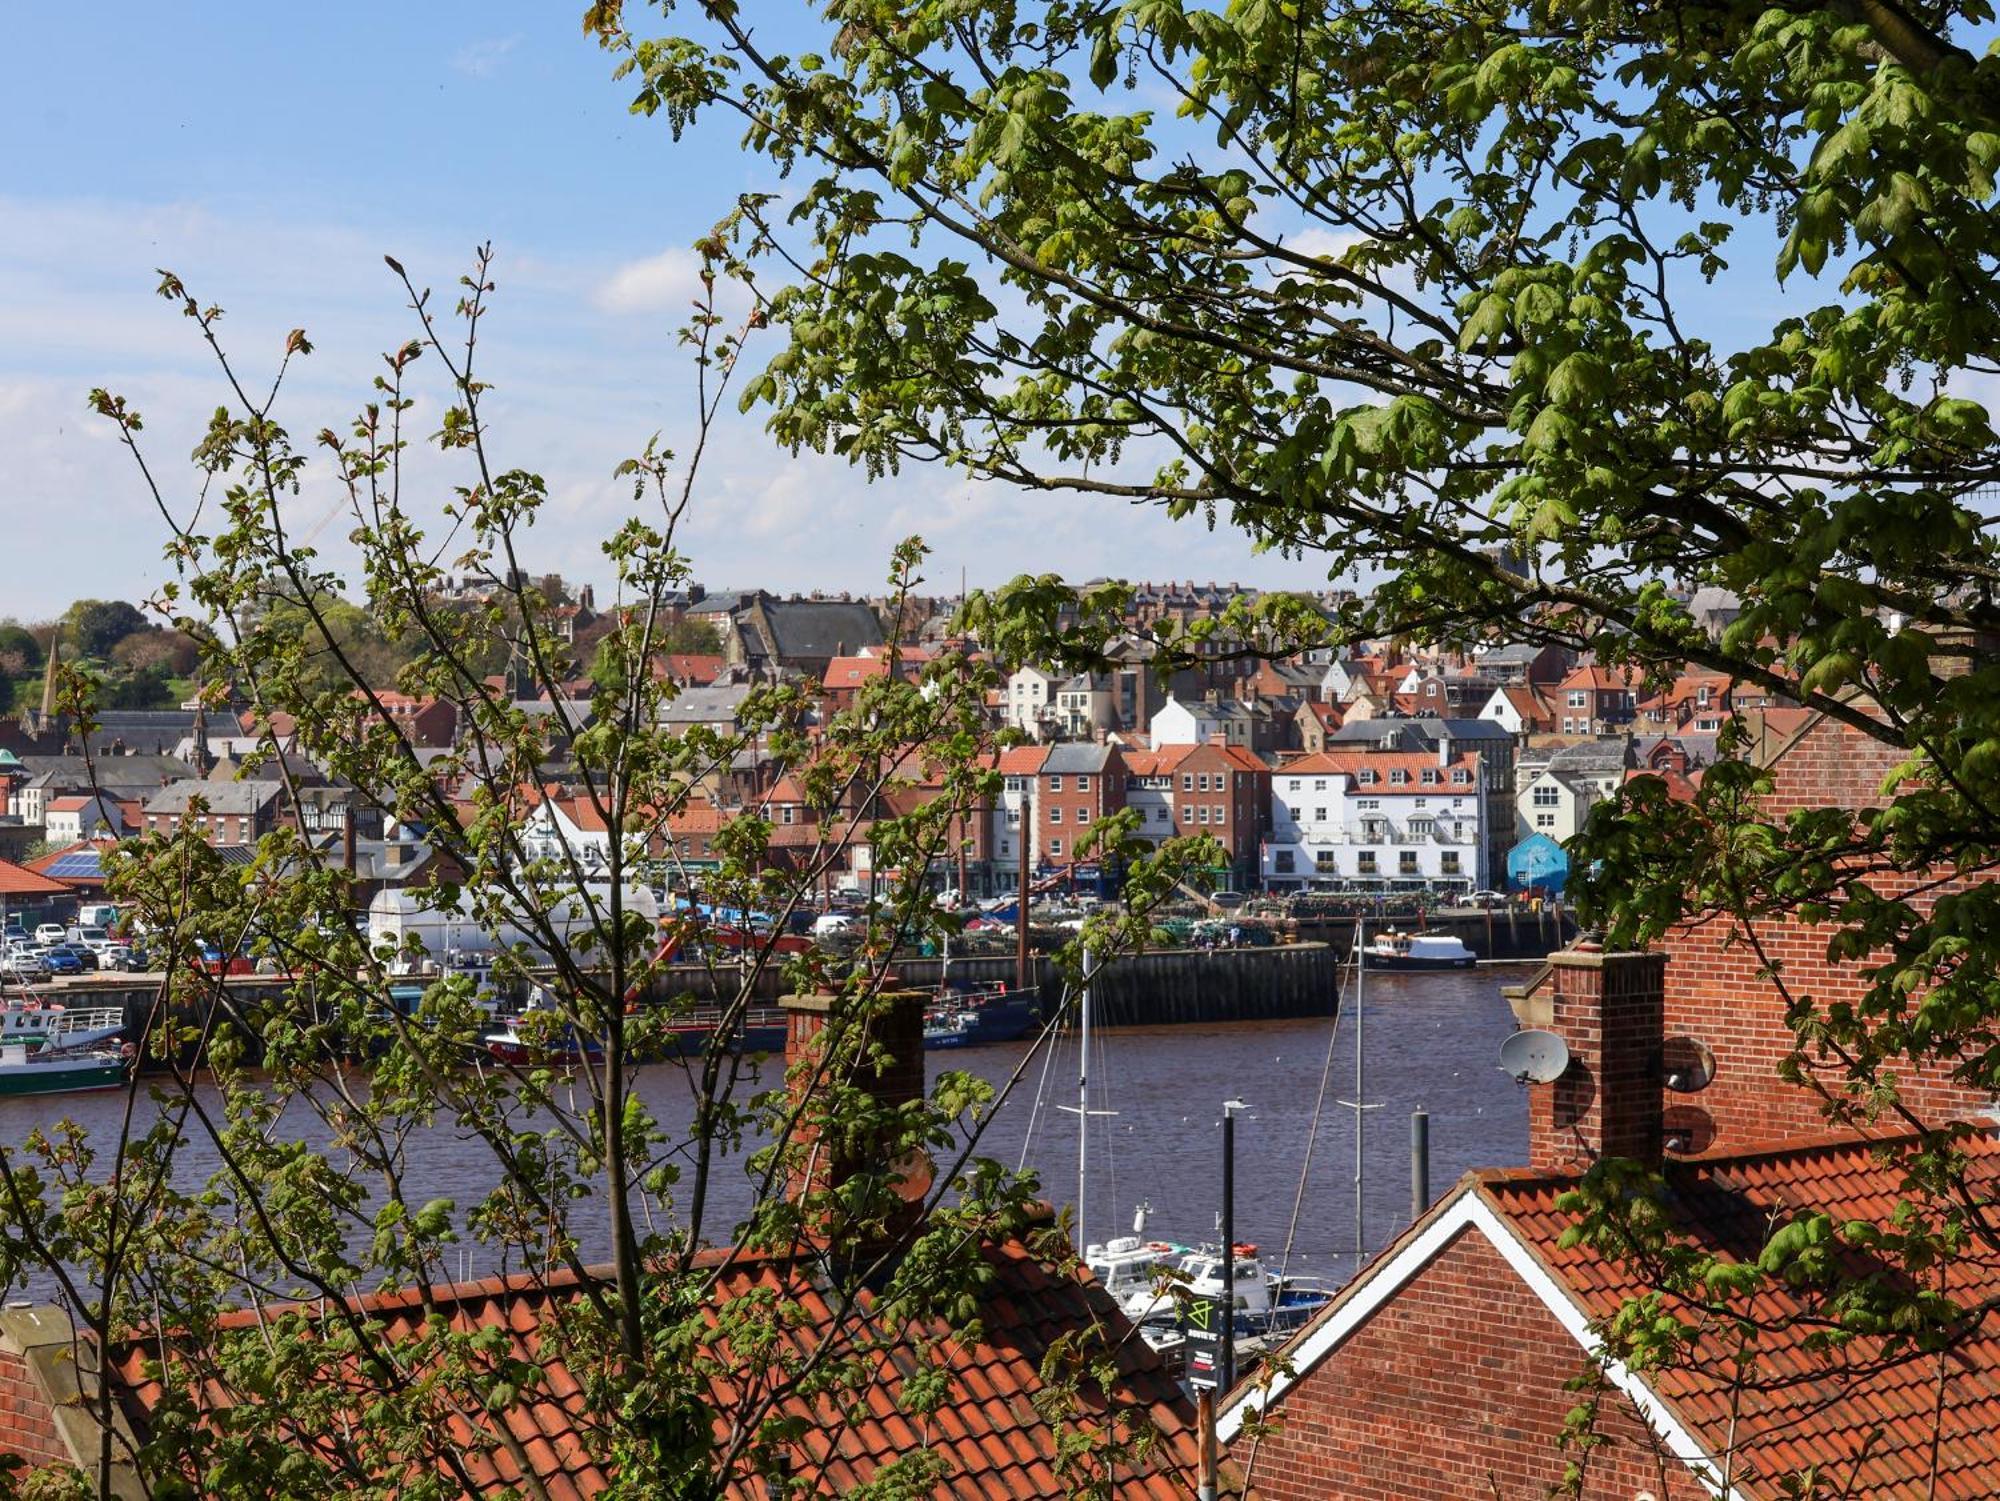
1222;707;2000;1500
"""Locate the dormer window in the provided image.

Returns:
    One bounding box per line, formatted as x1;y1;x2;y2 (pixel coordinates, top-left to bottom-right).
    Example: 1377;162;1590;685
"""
1451;768;1472;785
1421;768;1439;785
1389;768;1408;786
1358;769;1376;785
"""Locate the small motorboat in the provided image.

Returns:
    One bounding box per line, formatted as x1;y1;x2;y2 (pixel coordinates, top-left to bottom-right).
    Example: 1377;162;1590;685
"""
1358;930;1477;970
920;982;1037;1051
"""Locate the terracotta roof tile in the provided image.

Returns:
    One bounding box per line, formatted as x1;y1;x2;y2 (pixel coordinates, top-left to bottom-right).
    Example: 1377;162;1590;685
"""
1482;1131;2000;1495
105;1238;1227;1498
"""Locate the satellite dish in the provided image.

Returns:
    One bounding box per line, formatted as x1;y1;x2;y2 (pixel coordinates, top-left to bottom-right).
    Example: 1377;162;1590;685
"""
1499;1029;1570;1084
1660;1037;1717;1093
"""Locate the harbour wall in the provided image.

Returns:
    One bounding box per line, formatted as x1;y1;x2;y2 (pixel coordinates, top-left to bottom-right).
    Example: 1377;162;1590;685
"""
1290;907;1576;961
46;941;1343;1056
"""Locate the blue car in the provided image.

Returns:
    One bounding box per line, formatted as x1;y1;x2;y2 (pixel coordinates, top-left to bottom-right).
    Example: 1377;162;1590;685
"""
39;948;82;976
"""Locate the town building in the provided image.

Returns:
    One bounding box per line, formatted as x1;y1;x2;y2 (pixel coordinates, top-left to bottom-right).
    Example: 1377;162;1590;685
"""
141;778;286;847
1261;746;1487;891
1032;742;1126;893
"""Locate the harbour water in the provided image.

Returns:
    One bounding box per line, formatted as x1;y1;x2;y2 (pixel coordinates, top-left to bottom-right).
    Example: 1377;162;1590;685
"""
0;964;1530;1298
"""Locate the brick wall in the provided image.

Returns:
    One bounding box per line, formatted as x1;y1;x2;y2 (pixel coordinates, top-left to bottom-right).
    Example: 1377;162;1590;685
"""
1230;1228;1708;1501
1661;714;1990;1151
0;1347;68;1469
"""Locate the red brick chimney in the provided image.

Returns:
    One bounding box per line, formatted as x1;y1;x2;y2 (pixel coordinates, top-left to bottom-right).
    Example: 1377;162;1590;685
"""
1527;945;1668;1172
779;990;932;1250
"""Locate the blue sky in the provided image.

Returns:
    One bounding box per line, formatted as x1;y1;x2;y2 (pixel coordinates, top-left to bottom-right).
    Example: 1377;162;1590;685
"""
2;3;1353;620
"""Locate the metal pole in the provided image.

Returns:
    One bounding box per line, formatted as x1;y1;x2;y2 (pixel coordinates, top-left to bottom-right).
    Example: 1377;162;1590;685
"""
1196;1389;1219;1501
1354;916;1366;1268
1077;946;1096;1252
1411;1108;1430;1223
1016;789;1032;994
1221;1106;1236;1394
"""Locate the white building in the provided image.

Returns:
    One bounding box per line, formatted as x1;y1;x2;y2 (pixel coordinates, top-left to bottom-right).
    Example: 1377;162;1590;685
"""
1149;694;1227;750
986;745;1048;890
1005;667;1059;738
1260;748;1487;891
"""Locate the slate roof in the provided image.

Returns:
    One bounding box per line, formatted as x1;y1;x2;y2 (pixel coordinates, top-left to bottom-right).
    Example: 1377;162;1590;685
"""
657;683;756;727
106;1236;1214;1499
1483;1131;2000;1496
18;754;191;793
142;779;283;816
759;599;885;661
1039;742;1114;775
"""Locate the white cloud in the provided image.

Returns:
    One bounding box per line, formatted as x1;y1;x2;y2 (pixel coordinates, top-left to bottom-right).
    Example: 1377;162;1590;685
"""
1284;227;1371;261
450;36;520;79
594;249;706;316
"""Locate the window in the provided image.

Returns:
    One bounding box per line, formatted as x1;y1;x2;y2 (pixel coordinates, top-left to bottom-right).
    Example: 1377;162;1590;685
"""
1356;798;1380;811
1211;804;1225;824
1316;850;1339;872
1421;768;1439;785
1696;684;1712;707
1441;851;1462;875
1076;774;1090;791
1568;690;1588;708
1452;768;1472;785
1077;807;1091;825
1414;798;1427;809
1048;807;1063;825
1287;778;1302;792
1313;808;1327;823
1358;769;1376;785
1182;772;1195;791
1048;774;1063;792
1389;768;1408;786
998;839;1010;856
1400;851;1420;875
1006;807;1020;826
1274;849;1296;874
1536;813;1556;829
1410;818;1434;836
1183;806;1195;824
1532;784;1561;808
1357;851;1378;874
1049;837;1063;856
1198;806;1210;824
1562;718;1575;734
1158;806;1170;822
779;805;796;825
1313;779;1327;792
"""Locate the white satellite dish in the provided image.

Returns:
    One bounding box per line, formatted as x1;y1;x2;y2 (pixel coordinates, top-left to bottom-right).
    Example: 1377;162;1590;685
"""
1498;1029;1571;1084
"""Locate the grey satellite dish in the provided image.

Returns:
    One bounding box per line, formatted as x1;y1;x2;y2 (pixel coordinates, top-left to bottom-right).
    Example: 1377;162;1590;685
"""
1499;1029;1570;1084
1660;1037;1717;1093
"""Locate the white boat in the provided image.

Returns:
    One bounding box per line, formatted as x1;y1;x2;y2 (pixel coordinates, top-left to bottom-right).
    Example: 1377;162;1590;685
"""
1085;1206;1192;1335
1358;929;1477;970
0;999;127;1052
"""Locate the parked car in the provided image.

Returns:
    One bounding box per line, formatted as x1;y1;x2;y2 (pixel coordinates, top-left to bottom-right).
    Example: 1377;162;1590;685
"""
811;912;856;938
33;924;66;947
1466;890;1508;907
1210;890;1249;910
37;947;83;976
67;926;111;950
0;950;45;979
96;943;133;971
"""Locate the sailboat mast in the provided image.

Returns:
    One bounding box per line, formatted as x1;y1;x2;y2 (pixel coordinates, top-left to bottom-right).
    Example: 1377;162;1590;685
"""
1354;917;1366;1267
1077;945;1096;1251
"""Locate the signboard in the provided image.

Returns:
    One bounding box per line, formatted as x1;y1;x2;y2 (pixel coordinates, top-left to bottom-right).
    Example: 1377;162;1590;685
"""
1182;1295;1225;1391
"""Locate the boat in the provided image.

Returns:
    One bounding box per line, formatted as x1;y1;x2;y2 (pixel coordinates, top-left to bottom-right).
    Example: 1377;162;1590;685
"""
1357;929;1477;970
1085;1205;1193;1341
0;999;127;1052
483;1003;789;1067
0;1040;132;1097
1172;1243;1334;1386
920;982;1036;1051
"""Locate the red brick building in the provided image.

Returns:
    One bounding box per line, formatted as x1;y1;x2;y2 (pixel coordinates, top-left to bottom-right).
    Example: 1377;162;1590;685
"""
1169;739;1271;889
1032;742;1126;887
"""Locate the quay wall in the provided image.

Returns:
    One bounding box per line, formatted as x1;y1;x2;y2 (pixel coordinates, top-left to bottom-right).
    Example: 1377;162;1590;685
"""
45;942;1343;1063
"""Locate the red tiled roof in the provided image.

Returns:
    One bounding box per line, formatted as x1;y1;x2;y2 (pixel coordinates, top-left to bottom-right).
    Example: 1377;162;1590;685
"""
1483;1132;2000;1495
107;1238;1212;1499
1119;747;1189;778
1283;751;1480;788
823;655;891;686
1558;662;1640;692
995;745;1050;776
0;857;70;897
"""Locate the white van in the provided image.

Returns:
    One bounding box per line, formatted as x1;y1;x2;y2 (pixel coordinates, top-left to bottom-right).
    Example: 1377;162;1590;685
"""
811;912;855;938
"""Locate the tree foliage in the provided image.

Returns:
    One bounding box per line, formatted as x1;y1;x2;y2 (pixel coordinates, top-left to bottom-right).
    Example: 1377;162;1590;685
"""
590;0;2000;1486
0;252;1211;1498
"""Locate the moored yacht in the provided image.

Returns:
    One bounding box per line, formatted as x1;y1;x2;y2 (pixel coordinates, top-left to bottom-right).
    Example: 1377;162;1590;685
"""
1357;929;1477;970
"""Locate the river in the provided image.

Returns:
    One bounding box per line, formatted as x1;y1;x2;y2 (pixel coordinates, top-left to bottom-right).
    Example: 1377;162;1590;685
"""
0;963;1531;1298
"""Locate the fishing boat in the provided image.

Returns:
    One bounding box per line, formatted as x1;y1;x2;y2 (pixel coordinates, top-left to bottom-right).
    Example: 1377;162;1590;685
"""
1357;929;1477;970
1084;1205;1193;1340
920;981;1036;1051
0;1041;132;1097
0;999;126;1051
